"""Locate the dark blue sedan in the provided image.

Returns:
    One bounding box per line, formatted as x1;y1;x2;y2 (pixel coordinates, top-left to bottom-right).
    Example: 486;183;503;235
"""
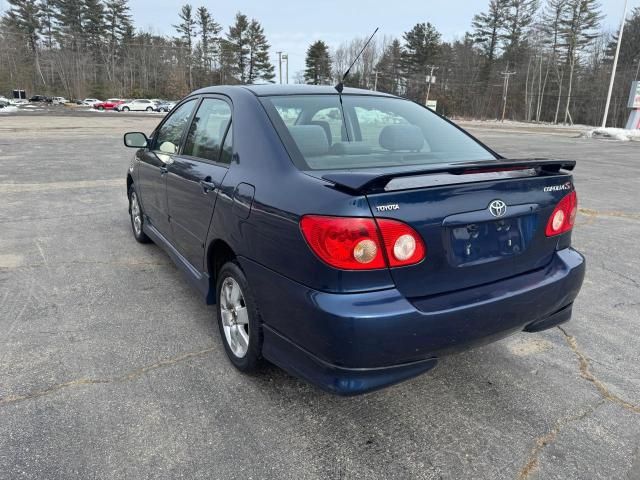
124;85;585;395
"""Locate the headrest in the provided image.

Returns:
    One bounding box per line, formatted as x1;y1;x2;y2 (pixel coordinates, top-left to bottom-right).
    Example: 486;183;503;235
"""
308;120;332;145
288;125;329;157
329;142;372;155
379;124;424;151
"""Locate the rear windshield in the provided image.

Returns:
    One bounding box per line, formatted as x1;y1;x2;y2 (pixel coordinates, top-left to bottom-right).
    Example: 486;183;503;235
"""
261;94;496;170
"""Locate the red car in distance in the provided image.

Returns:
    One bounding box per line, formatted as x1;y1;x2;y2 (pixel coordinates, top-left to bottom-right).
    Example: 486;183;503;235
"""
94;98;125;111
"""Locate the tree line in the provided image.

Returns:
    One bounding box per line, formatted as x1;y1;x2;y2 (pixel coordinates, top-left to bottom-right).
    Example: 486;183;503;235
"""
305;1;640;127
2;0;639;127
1;0;274;100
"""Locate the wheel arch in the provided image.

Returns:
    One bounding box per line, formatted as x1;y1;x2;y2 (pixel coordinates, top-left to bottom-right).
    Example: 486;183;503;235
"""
206;239;237;304
126;173;134;195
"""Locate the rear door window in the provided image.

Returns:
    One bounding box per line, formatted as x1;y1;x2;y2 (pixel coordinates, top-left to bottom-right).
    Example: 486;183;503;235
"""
183;98;232;163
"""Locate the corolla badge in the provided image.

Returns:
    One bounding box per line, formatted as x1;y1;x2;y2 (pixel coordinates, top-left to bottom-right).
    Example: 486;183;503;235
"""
488;199;507;217
543;182;572;192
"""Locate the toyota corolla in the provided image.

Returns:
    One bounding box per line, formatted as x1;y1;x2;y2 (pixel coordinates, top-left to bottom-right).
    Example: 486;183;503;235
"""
123;85;585;395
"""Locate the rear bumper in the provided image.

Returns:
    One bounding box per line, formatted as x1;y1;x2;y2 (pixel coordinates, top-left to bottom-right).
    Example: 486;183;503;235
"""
240;248;585;395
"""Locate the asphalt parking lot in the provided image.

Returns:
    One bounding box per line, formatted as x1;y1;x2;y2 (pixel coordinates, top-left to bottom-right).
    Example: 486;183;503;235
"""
0;114;639;480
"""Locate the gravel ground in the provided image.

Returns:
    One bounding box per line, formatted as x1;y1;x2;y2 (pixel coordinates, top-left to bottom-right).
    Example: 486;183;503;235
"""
0;114;638;480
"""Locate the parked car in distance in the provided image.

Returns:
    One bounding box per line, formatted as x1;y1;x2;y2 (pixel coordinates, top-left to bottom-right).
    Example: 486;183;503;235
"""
116;99;156;112
81;98;102;106
29;95;50;102
123;85;585;396
154;100;175;112
93;98;124;111
51;97;69;105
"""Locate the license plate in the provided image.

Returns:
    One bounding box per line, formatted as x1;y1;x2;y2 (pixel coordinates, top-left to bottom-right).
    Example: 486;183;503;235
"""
448;215;534;266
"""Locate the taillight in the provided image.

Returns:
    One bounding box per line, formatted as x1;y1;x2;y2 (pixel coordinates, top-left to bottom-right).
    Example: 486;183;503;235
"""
545;191;577;237
300;215;425;270
377;219;426;267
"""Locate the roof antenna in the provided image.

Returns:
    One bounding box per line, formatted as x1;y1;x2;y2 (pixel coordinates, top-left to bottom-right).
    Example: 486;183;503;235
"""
335;27;379;93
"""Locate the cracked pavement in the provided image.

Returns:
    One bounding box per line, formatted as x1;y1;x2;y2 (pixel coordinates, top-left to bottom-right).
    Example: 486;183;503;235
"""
1;115;639;479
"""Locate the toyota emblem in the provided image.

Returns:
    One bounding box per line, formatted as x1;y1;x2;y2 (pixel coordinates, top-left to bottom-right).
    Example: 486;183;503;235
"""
489;200;507;217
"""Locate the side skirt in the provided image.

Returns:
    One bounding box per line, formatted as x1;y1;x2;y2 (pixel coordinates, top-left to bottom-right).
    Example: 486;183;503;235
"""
143;220;214;303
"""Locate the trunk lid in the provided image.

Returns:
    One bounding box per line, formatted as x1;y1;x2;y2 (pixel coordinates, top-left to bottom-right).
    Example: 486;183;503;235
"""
323;160;575;298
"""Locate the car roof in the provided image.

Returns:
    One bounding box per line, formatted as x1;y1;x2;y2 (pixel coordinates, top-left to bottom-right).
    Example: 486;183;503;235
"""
192;84;396;98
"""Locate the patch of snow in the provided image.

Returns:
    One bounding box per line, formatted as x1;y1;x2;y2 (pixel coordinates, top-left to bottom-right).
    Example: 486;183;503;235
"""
0;106;19;113
582;127;640;142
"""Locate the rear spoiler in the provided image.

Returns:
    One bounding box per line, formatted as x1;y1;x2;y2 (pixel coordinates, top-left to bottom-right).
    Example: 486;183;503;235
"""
321;159;576;193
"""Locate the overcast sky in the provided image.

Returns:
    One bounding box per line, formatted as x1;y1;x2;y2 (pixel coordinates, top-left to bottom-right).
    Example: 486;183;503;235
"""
1;0;637;81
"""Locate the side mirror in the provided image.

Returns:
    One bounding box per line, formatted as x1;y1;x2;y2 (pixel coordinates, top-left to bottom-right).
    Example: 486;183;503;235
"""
124;132;148;148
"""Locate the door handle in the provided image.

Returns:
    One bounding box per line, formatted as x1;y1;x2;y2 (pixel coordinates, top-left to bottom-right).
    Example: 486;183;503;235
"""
200;179;217;193
159;166;168;175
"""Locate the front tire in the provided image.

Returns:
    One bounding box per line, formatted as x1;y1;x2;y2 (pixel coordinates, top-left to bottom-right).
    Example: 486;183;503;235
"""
216;261;263;372
128;185;151;243
122;106;130;112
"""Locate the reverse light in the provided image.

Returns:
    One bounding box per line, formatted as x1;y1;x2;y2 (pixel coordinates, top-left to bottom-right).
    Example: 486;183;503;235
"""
545;191;577;237
300;215;426;270
394;234;416;261
377;219;426;267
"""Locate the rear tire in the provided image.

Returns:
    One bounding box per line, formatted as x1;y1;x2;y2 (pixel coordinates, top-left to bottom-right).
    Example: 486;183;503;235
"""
216;261;263;372
146;106;153;112
128;185;151;243
97;106;104;111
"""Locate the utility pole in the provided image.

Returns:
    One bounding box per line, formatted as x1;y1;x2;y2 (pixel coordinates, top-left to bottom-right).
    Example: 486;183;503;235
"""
282;54;289;84
602;0;628;128
425;65;439;104
500;67;516;122
276;51;283;84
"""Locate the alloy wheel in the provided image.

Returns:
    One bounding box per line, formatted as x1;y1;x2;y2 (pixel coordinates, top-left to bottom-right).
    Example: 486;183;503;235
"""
219;277;250;358
130;191;142;236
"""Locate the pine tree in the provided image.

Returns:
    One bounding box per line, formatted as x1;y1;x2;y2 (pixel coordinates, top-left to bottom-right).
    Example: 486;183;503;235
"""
2;0;41;53
472;0;509;82
401;22;442;74
83;0;106;64
304;40;332;85
606;7;640;68
542;0;569;123
104;0;131;85
502;0;539;63
39;0;56;49
375;39;403;94
104;0;131;47
225;12;251;83
559;0;602;123
196;6;221;75
246;19;275;83
53;0;86;49
401;22;442;100
174;4;197;89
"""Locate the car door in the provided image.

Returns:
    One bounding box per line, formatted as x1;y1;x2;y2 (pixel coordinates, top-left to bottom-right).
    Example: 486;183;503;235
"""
137;99;197;239
166;96;232;270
